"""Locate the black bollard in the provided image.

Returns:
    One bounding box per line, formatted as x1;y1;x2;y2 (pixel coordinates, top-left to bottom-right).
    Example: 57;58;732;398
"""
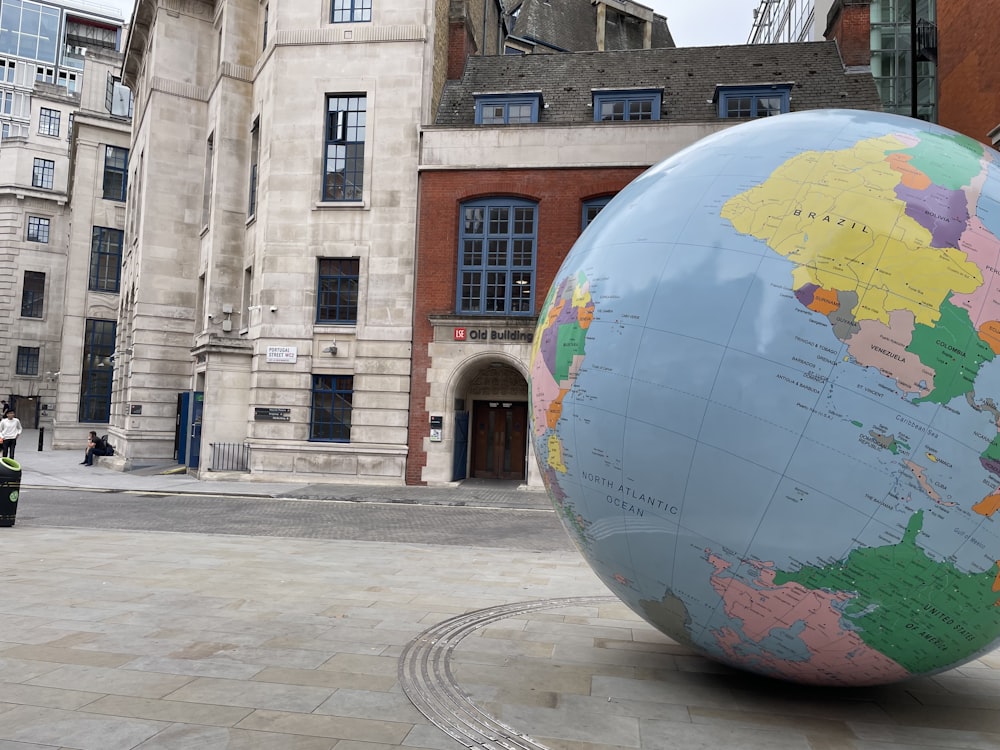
37;426;44;451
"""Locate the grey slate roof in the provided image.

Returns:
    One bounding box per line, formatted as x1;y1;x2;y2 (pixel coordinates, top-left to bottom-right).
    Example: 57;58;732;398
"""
508;0;675;52
435;41;883;126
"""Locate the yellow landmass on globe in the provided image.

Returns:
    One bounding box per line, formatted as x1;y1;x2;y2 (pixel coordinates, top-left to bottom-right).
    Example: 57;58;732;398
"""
721;134;983;328
547;432;567;473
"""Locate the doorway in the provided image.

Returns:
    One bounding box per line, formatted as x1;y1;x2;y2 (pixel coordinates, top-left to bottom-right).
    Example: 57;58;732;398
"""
471;400;527;480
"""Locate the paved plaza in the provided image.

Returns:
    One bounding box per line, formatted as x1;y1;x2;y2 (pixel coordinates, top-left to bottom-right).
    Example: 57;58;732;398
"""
1;440;1000;749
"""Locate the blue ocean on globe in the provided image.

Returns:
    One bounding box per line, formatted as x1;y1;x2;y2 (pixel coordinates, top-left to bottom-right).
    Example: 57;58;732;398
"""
530;109;1000;686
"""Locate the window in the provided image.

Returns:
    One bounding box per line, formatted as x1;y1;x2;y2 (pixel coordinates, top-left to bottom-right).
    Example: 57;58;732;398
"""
0;0;60;64
458;198;536;315
331;0;371;23
310;375;353;442
323;94;365;201
474;94;540;125
1;120;25;138
716;85;791;118
593;89;661;121
26;215;49;242
317;258;360;323
582;197;612;230
102;145;128;201
105;74;133;118
89;227;123;292
248;117;259;217
65;17;119;52
38;107;59;136
203;132;214;225
262;3;268;49
15;346;39;376
56;69;78;92
32;158;53;189
241;266;252;329
0;58;15;82
20;270;44;317
80;319;115;423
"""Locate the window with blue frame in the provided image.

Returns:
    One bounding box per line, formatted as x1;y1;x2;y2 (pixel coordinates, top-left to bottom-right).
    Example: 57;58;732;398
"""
79;318;115;422
323;94;365;201
458;198;537;316
593;89;661;121
582;196;612;230
474;94;541;125
89;226;123;293
331;0;370;23
716;85;791;118
310;374;353;441
316;257;359;323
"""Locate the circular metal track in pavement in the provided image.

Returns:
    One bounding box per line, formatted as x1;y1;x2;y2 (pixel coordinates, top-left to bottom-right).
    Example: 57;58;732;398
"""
399;595;617;750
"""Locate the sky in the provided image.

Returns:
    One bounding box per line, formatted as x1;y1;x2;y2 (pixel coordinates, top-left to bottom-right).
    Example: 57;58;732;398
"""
103;0;764;48
648;0;762;47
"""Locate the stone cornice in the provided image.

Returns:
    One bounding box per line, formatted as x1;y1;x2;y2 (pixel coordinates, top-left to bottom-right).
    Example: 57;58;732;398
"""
220;61;254;84
150;76;210;103
276;24;426;47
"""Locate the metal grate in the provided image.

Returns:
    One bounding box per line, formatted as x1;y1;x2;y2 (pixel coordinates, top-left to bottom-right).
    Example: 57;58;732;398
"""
209;442;250;472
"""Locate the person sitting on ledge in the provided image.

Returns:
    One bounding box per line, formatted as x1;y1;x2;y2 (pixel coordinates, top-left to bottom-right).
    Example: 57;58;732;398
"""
81;431;109;466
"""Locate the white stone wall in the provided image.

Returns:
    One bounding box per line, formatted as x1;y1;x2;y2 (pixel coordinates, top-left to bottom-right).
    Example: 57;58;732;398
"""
419;121;736;169
0;42;130;441
118;0;436;482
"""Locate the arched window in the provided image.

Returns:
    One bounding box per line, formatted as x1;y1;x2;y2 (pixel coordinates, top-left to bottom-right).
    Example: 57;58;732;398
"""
457;198;537;316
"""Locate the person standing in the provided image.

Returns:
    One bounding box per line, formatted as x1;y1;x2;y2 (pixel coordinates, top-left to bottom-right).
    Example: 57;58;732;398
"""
0;409;23;459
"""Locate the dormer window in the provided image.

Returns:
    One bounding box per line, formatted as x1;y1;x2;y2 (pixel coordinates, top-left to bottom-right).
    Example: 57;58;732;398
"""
474;93;541;125
593;89;662;122
715;84;792;118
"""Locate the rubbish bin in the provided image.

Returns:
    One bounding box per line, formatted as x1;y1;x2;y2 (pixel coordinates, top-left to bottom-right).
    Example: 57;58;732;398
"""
0;456;21;527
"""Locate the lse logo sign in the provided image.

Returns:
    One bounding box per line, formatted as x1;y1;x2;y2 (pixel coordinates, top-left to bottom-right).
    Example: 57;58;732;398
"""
454;327;466;341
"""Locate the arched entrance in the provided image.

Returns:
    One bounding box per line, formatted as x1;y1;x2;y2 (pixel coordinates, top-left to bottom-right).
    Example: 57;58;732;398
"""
453;360;529;482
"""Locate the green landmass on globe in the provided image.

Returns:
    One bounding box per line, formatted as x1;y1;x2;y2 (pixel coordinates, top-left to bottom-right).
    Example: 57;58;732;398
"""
530;110;1000;686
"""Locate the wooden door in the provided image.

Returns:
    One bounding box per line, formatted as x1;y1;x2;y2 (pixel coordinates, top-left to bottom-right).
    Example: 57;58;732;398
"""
471;401;527;480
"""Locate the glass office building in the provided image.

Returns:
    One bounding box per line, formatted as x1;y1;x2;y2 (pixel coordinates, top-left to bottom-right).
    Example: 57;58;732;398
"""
749;0;937;122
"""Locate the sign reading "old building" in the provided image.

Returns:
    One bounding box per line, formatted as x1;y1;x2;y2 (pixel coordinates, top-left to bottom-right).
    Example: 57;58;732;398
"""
453;327;534;343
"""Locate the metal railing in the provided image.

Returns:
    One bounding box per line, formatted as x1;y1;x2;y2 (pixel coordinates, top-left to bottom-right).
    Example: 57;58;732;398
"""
209;442;251;472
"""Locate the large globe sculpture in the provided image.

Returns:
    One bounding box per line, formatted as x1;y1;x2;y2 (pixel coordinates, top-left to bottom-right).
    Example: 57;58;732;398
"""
530;109;1000;686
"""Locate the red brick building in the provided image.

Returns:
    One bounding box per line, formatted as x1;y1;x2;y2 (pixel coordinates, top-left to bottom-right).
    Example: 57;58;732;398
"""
936;0;1000;144
408;42;881;486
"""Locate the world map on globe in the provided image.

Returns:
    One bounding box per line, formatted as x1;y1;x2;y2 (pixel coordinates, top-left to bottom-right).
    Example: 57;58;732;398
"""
530;109;1000;686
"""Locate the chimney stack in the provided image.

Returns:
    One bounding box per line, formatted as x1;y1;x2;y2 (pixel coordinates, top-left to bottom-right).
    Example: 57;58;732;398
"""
447;2;478;80
825;0;874;69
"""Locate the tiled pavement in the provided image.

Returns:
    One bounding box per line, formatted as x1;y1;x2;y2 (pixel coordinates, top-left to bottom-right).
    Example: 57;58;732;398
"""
2;437;1000;748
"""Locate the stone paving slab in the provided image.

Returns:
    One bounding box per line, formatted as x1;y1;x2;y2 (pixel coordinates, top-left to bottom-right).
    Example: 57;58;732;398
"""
3;526;1000;749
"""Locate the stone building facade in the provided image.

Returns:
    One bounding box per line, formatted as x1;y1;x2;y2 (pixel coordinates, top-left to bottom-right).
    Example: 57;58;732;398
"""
115;0;446;481
0;0;130;443
111;0;675;483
